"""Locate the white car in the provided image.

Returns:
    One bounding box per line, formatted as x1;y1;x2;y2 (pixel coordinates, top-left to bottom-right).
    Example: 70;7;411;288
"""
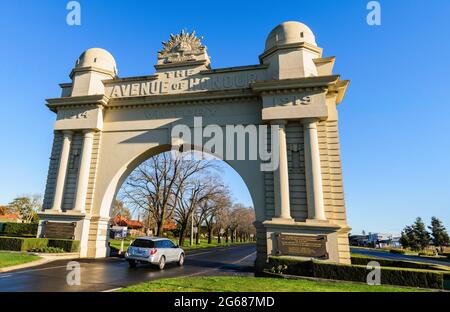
125;237;184;270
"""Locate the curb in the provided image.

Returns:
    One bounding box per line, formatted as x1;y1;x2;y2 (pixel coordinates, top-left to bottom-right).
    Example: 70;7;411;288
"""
0;253;81;273
0;258;52;273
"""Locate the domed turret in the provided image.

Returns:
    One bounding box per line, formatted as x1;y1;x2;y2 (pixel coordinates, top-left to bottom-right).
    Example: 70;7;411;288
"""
74;48;117;76
265;21;316;51
260;21;322;79
70;48;117;96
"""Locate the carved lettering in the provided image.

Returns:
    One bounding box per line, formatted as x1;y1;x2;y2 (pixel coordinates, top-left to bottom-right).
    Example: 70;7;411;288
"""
108;71;261;98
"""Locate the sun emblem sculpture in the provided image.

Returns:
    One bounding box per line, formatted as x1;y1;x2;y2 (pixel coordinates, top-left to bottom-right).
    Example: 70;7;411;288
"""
158;30;207;64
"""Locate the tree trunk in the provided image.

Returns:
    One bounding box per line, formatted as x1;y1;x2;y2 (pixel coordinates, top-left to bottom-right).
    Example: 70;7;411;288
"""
225;231;229;243
195;232;200;245
208;228;213;244
156;219;164;237
217;232;221;244
178;224;187;247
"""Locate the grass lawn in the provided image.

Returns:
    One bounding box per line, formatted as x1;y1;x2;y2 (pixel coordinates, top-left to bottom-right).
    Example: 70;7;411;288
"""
119;276;429;292
0;251;41;269
109;238;253;252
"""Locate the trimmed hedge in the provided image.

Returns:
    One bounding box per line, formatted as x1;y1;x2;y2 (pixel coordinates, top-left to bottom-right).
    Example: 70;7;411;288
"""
0;222;38;237
268;256;450;290
48;239;80;252
0;237;48;251
351;255;447;271
389;248;407;255
0;236;80;252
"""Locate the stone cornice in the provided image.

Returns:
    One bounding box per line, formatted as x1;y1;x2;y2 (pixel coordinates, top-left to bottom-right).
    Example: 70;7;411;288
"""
69;66;116;79
330;79;350;104
102;74;158;85
46;94;109;112
200;64;268;74
250;75;340;94
259;42;323;62
154;59;210;70
106;88;258;110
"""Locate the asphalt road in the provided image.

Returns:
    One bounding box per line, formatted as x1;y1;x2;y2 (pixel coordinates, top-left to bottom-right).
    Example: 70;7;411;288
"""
351;247;450;267
0;244;256;292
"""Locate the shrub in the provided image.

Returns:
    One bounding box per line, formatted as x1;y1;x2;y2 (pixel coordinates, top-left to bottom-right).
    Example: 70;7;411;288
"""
31;246;65;253
389;248;406;254
267;256;449;290
48;239;80;252
351;255;447;271
0;237;48;251
0;222;38;237
419;250;437;256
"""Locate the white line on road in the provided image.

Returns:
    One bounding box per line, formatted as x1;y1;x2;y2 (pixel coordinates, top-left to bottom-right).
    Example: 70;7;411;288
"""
0;274;12;279
102;287;122;292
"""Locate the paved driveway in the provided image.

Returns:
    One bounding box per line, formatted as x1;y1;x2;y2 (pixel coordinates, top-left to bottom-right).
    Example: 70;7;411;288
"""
0;244;256;292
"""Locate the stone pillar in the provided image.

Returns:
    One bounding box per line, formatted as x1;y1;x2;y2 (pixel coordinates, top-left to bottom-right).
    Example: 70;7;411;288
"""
272;120;291;219
303;119;326;221
51;130;72;212
73;130;95;213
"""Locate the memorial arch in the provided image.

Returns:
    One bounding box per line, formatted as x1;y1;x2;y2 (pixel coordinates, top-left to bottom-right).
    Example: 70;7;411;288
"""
38;21;351;269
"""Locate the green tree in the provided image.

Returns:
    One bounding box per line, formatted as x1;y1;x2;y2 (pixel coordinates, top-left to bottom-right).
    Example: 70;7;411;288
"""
428;217;449;248
400;217;431;251
400;225;414;249
8;195;42;223
413;217;431;250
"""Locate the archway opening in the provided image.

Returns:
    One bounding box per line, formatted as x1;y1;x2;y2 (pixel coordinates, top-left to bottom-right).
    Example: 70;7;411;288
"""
108;148;256;257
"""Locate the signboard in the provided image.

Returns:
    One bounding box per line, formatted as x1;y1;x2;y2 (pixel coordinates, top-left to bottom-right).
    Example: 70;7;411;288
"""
111;226;128;239
275;233;328;259
42;221;76;239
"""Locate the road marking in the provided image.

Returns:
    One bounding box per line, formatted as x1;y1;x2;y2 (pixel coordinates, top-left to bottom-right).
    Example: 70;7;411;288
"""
183;250;257;278
0;274;12;279
232;251;256;264
102;287;122;292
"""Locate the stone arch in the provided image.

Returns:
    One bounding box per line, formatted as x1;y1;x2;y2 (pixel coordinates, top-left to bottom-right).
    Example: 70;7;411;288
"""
39;24;352;269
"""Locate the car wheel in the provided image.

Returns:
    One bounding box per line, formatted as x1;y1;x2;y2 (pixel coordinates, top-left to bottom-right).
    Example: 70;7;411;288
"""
158;256;166;270
177;253;184;266
128;260;137;268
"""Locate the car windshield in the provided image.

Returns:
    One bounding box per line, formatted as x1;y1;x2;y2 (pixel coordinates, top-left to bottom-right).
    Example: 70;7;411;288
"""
130;239;155;248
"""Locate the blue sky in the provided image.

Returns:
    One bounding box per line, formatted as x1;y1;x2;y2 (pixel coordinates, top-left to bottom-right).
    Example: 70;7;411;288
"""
0;0;449;234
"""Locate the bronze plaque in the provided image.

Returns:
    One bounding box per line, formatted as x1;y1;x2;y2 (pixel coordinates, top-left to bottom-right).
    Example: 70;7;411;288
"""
275;233;328;259
43;221;76;239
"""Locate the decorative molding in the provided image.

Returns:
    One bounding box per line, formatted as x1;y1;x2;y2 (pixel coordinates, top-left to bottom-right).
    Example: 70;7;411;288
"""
158;30;207;65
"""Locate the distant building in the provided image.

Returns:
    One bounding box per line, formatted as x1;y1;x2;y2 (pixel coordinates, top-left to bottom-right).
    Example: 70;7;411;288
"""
0;214;21;223
350;233;401;248
367;233;401;248
349;235;369;246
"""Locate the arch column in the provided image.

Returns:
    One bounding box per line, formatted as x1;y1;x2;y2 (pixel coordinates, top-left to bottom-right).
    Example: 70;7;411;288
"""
303;119;326;221
73;130;95;213
51;130;72;212
272;120;292;220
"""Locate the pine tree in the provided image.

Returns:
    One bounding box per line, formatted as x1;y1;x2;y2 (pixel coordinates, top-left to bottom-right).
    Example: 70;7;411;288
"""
400;218;431;251
412;217;430;251
400;225;414;249
428;217;450;248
